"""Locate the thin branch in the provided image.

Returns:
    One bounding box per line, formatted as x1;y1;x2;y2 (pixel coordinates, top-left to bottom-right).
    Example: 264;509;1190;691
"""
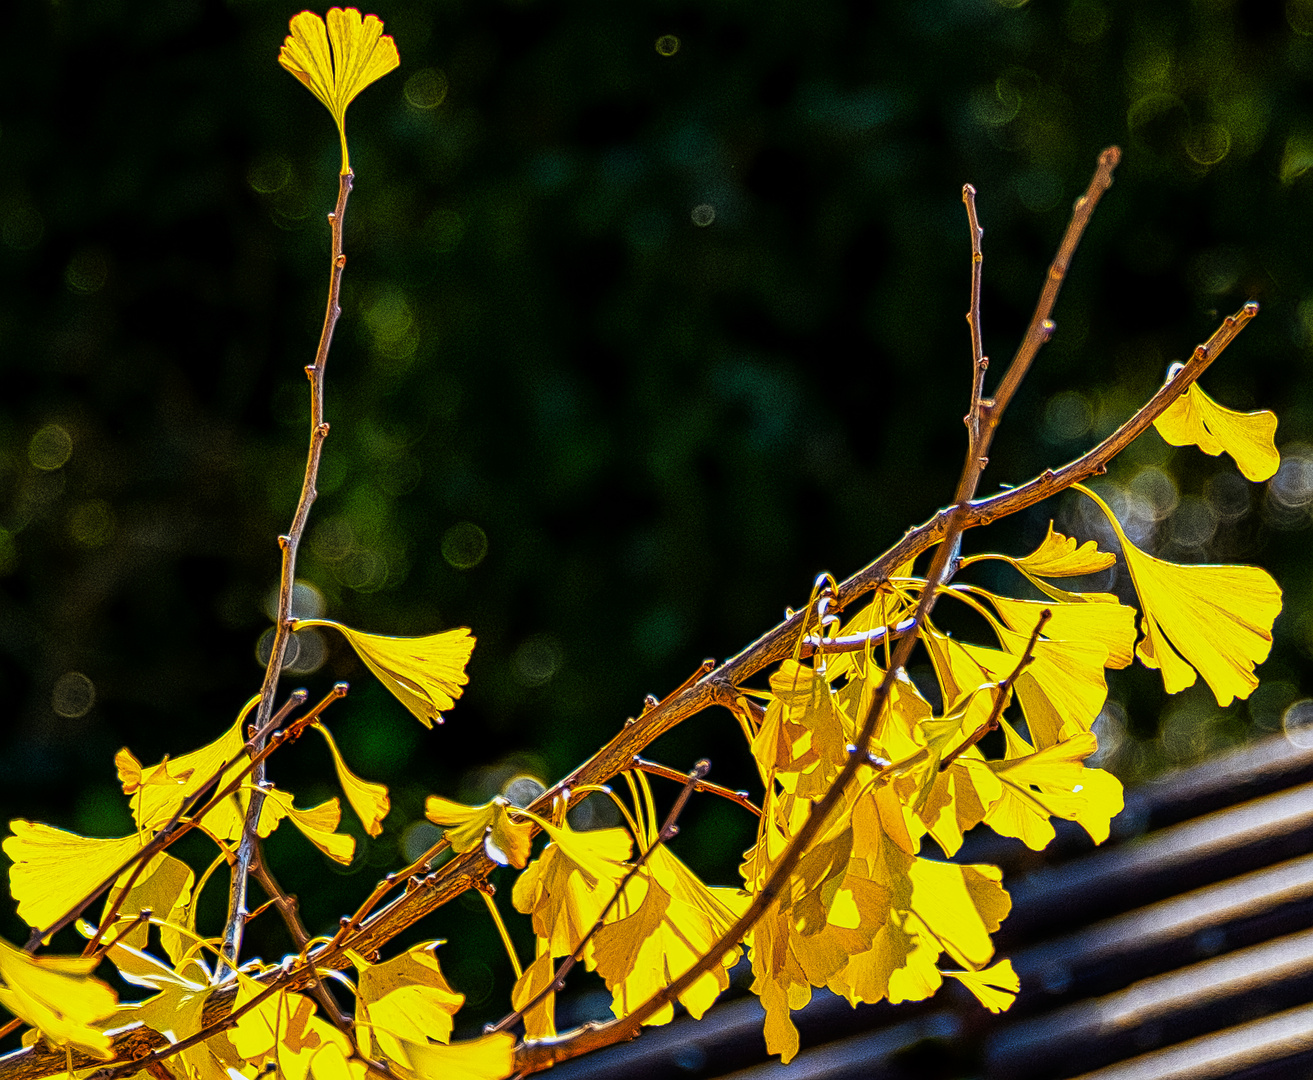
630;756;761;817
489;761;710;1036
985;146;1120;429
938;608;1050;772
963;182;987;443
223;169;354;970
249;856;351;1030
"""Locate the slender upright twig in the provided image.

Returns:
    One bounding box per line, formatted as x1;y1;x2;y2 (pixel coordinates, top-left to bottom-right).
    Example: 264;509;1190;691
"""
222;171;354;969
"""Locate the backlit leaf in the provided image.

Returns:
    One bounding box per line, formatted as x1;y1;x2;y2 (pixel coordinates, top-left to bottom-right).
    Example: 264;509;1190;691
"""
512;820;632;961
312;721;390;837
0;938;117;1060
592;844;745;1025
1077;483;1281;705
982;729;1124;849
117;708;251;839
980;522;1117;578
278;8;401;172
510;941;556;1041
425;795;533;869
4;822;146;933
1154;381;1280;482
945;958;1020;1012
297;620;475;728
99;851;193;955
257;788;355;864
356;942;464;1059
385;1032;516;1080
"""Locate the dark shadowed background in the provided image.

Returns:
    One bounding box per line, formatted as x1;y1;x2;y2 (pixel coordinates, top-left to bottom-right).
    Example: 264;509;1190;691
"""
3;0;1313;1034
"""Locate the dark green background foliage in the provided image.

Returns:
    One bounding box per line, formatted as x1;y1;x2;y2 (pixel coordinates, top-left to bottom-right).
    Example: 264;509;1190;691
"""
3;0;1313;1027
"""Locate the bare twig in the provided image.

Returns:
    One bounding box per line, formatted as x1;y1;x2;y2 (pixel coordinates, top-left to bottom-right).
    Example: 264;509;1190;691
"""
248;857;351;1030
630;756;761;817
223;169;354;970
985;146;1120;430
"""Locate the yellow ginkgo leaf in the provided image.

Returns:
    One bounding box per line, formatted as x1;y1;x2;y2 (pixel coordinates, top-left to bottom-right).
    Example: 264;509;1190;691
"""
296;620;475;728
312;722;390;837
1154;380;1280;482
1077;484;1282;705
278;8;401;173
103;942;212;1045
980;729;1124;849
117;706;252;839
353;942;464;1062
425;794;533;869
4;822;148;933
0;938;117;1060
385;1032;516;1080
944;958;1020;1013
257;788;356;864
510;941;557;1041
964;521;1117;578
906;859;1009;972
592;844;745;1025
99;851;193;955
511;821;633;961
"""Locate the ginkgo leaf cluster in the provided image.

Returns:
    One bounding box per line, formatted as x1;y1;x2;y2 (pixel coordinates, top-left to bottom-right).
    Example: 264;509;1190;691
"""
0;12;1288;1080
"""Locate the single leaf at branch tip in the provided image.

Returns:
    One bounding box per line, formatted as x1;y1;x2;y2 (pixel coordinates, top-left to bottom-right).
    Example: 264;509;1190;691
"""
312;721;390;836
295;620;475;728
278;8;401;173
944;958;1020;1012
1076;483;1282;706
425;794;533;868
1153;380;1280;482
0;937;117;1060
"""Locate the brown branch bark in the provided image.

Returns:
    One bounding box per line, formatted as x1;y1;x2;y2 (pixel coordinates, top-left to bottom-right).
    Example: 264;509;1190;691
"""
222;169;353;969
